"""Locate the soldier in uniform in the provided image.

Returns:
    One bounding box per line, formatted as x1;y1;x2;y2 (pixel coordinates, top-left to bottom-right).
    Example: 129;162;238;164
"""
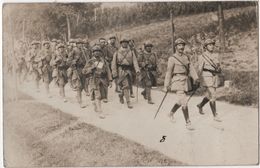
128;39;138;98
67;39;88;108
196;38;222;122
50;44;69;102
107;35;119;93
16;40;28;83
26;41;41;92
164;38;199;130
82;45;112;119
38;40;53;97
111;36;140;109
82;39;92;96
138;41;159;104
99;38;110;103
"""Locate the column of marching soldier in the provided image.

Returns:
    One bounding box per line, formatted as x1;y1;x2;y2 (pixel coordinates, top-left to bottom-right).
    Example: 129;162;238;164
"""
11;35;223;130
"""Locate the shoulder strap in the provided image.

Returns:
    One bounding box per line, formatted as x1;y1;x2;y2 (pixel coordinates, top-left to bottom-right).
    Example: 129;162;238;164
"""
202;54;217;69
172;55;189;71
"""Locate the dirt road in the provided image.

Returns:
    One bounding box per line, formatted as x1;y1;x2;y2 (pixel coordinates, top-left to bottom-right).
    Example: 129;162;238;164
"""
6;76;259;166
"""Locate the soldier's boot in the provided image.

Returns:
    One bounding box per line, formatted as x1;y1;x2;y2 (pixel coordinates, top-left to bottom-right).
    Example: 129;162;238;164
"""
96;99;105;119
197;97;209;115
168;103;181;123
210;101;222;122
60;86;67;102
130;86;135;98
124;89;133;109
44;83;52;98
115;79;120;93
77;90;86;108
182;106;195;130
92;101;98;112
147;88;154;104
103;87;108;103
119;92;124;104
141;89;147;100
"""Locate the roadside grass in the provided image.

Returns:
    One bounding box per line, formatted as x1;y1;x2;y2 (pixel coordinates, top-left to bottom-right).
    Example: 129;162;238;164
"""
4;91;182;167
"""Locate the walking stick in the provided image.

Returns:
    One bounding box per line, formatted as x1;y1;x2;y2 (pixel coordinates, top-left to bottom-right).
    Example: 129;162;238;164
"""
154;89;168;119
136;73;139;102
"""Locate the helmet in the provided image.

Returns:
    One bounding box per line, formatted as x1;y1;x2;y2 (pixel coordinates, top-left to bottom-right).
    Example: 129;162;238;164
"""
203;38;215;47
42;40;50;45
92;45;102;52
120;36;129;43
175;38;186;46
144;40;153;47
31;40;40;45
57;44;65;49
109;35;116;40
51;38;57;42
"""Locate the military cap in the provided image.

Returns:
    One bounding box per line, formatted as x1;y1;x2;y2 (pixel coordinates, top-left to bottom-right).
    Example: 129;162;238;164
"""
75;39;83;44
109;35;116;40
42;40;50;45
92;45;102;52
203;38;215;47
51;39;57;42
57;44;65;49
99;38;106;41
144;40;153;47
31;40;40;45
175;38;186;46
120;36;129;43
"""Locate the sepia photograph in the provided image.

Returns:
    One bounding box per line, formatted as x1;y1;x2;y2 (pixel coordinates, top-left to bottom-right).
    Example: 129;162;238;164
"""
2;1;259;167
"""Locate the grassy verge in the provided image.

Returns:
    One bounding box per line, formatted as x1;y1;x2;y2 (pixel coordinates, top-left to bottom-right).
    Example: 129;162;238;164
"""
4;91;182;167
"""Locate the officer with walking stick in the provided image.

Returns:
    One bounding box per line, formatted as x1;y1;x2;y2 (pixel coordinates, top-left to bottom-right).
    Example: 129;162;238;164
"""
163;38;200;130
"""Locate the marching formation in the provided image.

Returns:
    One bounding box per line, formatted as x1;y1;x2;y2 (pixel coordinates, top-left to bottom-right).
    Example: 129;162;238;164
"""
8;35;224;130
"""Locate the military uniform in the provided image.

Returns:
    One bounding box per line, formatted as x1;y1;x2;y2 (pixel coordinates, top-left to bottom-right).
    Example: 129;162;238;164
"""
107;36;120;93
111;37;140;108
82;39;92;96
67;39;88;108
26;41;41;91
138;41;158;104
50;44;69;102
38;41;53;96
16;41;28;83
82;45;112;118
164;38;199;130
196;39;222;122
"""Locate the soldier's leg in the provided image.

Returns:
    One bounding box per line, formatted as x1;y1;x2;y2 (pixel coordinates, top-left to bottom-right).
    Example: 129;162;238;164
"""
103;85;108;103
95;85;105;119
122;77;132;109
197;88;210;115
177;91;194;130
208;87;221;122
85;78;90;96
33;70;40;92
141;88;147;99
146;87;154;104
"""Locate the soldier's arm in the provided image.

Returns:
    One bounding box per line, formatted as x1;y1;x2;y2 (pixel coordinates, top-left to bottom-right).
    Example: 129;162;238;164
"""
164;57;175;88
197;55;205;76
132;51;140;73
189;63;199;82
111;52;118;78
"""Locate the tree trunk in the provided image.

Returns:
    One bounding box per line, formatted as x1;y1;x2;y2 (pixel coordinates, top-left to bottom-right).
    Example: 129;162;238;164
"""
22;19;25;42
218;2;225;53
66;14;71;41
170;9;175;54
